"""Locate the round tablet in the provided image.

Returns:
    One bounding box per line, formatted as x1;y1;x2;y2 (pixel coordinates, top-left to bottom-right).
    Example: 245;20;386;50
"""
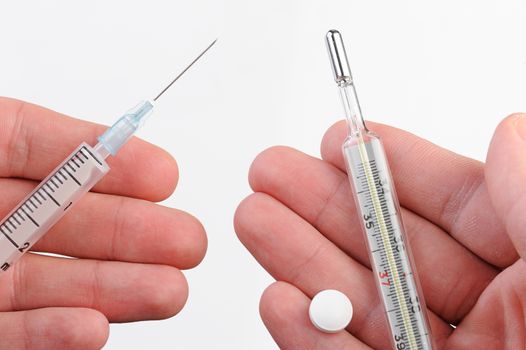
309;289;353;333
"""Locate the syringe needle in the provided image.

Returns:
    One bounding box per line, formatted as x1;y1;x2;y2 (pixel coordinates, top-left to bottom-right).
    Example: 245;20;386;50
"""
153;39;218;101
97;38;217;157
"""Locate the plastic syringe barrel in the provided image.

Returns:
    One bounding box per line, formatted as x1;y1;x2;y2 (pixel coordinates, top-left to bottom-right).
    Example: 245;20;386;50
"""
0;100;155;273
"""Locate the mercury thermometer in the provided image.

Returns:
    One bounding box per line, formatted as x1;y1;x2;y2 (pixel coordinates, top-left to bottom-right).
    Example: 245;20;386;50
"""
326;30;434;349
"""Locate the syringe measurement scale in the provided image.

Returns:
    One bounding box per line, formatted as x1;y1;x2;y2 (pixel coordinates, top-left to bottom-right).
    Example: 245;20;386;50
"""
0;144;108;271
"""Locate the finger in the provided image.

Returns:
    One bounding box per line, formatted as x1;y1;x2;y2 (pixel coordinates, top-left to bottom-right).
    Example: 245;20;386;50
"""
486;113;526;259
0;307;108;350
259;281;372;350
0;97;178;201
235;193;452;349
0;178;207;270
0;254;188;322
320;120;517;268
444;259;526;349
249;146;498;323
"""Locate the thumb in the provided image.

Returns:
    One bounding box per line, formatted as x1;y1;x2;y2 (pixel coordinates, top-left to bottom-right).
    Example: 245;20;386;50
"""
486;113;526;259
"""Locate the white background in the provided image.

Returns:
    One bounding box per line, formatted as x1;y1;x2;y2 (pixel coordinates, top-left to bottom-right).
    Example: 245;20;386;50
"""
1;1;525;349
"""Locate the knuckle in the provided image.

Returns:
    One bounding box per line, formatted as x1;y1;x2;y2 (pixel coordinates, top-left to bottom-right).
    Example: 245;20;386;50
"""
1;100;30;177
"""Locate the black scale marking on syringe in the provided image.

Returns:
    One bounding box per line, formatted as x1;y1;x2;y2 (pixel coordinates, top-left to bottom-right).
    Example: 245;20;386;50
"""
0;146;97;251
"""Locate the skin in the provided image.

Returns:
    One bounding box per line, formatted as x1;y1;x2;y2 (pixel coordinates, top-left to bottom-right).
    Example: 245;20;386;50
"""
235;113;526;349
0;98;207;349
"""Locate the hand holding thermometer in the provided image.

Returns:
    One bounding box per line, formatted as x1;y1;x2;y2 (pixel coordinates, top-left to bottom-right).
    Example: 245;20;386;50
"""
326;30;435;349
0;39;216;273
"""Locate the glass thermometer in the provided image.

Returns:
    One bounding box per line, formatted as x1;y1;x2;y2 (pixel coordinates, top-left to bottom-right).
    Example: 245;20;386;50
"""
326;30;434;349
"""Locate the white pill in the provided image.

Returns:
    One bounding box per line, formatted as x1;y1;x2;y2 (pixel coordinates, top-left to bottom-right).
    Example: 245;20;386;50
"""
309;289;353;333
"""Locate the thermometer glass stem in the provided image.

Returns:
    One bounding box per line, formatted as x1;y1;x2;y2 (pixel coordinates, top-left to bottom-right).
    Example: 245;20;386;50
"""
326;30;435;349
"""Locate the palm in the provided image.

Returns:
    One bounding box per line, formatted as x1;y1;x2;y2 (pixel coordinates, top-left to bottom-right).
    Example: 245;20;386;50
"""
0;98;207;349
458;260;526;348
235;116;526;349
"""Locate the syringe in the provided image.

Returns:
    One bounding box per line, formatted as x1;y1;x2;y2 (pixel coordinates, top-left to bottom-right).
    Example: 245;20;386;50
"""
325;30;435;349
0;39;216;273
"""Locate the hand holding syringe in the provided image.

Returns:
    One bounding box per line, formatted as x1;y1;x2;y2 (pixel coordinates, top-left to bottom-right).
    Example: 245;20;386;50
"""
0;41;213;347
0;39;216;273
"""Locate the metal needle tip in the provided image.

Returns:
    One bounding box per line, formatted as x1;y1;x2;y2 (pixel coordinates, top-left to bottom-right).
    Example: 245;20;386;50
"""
153;39;218;101
326;30;352;85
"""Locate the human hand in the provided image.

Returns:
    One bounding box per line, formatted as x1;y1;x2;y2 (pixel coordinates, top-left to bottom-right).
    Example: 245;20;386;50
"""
235;114;526;349
0;98;207;349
